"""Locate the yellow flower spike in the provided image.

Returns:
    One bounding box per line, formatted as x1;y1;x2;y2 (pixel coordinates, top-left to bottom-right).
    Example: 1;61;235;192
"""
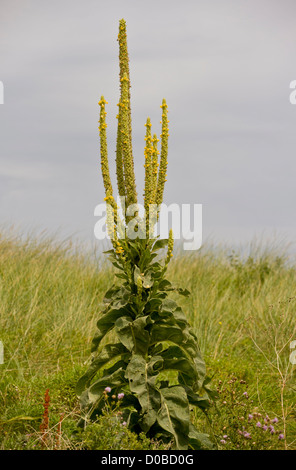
151;133;159;205
106;195;116;242
165;229;174;266
136;276;143;302
116;19;138;221
120;72;137;214
144;117;153;229
156;98;169;210
98;95;113;199
115;96;126;200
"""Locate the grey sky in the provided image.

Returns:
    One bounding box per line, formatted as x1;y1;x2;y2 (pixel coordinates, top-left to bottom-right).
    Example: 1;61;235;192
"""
0;0;295;252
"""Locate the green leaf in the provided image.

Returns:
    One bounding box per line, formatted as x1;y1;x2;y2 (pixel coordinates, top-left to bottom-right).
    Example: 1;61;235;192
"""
111;261;125;271
103;285;120;303
150;321;207;393
133;265;141;284
188;423;215;450
180;384;211;410
161;298;177;312
159;299;188;327
172;306;188;327
111;288;131;308
160;345;198;383
115;316;151;355
158;279;172;290
76;343;128;395
91;308;132;352
144;297;164;315
142;271;153;288
138;249;156;271
156;385;190;450
150;322;184;345
152;239;168;252
181;333;207;391
115;272;128;280
134;266;154;288
80;368;126;409
103;359;128;376
125;354;162;432
202;375;219;401
176;287;191;297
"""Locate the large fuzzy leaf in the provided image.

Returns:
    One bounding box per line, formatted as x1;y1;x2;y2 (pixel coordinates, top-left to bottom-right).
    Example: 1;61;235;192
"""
150;320;206;392
125;354;162;432
115;315;151;355
179;331;207;391
160;345;198;385
91;308;132;352
144;296;164;314
156;385;190;450
181;385;211;411
76;343;128;395
150;322;184;345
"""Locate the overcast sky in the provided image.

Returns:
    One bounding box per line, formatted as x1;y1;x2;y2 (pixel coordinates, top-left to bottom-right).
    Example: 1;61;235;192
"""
0;0;295;253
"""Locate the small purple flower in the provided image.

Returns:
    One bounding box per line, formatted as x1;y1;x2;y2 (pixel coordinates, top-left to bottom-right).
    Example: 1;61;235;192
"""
118;393;124;400
269;425;275;435
243;392;249;397
248;414;253;421
262;425;268;431
256;421;262;428
243;432;251;439
278;434;284;440
223;435;228;439
272;417;278;424
220;439;226;444
105;386;111;393
122;421;127;426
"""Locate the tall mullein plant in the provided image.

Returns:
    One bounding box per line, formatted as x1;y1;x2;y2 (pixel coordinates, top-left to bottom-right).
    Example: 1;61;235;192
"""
76;19;215;450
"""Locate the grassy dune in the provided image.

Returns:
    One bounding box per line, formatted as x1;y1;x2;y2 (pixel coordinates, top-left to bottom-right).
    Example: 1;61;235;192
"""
0;232;295;450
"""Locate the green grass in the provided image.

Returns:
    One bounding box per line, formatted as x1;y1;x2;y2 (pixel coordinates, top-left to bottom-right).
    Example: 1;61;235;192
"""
0;232;295;450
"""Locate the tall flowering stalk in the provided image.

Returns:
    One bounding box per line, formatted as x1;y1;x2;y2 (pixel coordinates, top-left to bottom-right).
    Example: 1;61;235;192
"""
77;19;215;450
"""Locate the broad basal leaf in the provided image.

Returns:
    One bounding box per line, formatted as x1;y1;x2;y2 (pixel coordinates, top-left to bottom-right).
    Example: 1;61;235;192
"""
156;385;190;450
125;354;162;432
160;345;198;386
